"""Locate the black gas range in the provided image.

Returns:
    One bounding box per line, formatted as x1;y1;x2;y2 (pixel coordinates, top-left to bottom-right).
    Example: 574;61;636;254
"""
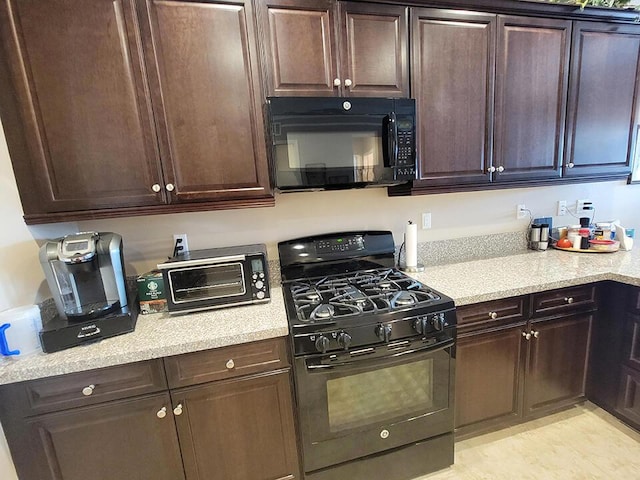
278;231;457;480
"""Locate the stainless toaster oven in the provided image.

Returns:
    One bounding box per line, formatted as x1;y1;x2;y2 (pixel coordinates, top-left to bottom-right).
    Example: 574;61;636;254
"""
157;244;270;314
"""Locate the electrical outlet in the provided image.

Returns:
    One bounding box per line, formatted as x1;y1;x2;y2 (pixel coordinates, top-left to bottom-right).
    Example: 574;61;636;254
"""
517;204;527;220
557;200;567;216
173;234;189;255
576;199;593;214
422;212;432;229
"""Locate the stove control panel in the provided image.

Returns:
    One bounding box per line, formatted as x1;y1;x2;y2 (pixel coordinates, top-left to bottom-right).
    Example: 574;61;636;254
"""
316;236;364;254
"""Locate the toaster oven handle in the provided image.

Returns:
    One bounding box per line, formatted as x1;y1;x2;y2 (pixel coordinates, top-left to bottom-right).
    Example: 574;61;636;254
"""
158;254;246;269
305;337;454;371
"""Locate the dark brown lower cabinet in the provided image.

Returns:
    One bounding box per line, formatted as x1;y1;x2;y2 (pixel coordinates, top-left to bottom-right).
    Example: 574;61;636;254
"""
616;366;640;428
8;393;185;480
173;370;299;480
524;314;593;416
455;325;526;436
455;292;595;439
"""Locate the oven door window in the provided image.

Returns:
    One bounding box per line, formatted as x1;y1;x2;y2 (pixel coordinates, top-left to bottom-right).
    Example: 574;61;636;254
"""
296;346;452;441
272;116;392;188
327;358;436;433
168;263;245;303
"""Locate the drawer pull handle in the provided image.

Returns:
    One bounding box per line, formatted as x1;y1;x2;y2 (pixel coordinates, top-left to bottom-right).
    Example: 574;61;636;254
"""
82;385;95;396
522;331;531;340
226;359;235;369
173;404;183;416
532;330;540;338
489;312;498;319
564;297;574;304
157;407;167;419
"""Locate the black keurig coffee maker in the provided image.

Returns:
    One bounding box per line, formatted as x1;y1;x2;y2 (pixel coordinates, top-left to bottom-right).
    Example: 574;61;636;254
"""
39;232;137;353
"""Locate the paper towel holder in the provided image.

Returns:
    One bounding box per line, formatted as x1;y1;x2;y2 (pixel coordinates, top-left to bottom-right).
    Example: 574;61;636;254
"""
398;220;425;272
400;263;425;273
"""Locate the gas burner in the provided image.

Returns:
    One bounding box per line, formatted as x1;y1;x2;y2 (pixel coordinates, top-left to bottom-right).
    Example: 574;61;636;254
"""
306;292;321;302
392;291;417;307
378;280;393;290
312;304;335;320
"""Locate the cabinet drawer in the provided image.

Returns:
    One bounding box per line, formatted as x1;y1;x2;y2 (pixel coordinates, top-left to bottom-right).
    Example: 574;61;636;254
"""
456;296;527;333
0;359;167;417
531;285;596;318
164;337;290;389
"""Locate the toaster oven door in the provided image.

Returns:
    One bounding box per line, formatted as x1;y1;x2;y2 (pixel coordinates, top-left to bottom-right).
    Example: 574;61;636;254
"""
166;262;248;309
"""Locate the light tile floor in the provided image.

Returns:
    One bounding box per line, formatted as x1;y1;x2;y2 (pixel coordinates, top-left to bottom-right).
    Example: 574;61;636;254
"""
416;403;640;480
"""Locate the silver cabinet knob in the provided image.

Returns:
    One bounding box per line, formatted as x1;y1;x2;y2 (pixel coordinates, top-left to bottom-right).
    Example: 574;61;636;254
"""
522;331;531;340
344;78;353;87
226;359;235;369
82;385;95;396
567;162;575;169
152;184;161;193
487;166;496;173
333;78;341;86
532;330;540;338
173;404;183;416
565;297;574;304
165;183;175;192
157;407;167;419
496;166;505;173
489;312;498;319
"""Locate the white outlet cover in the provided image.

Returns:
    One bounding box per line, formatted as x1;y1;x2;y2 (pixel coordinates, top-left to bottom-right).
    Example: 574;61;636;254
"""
422;213;432;229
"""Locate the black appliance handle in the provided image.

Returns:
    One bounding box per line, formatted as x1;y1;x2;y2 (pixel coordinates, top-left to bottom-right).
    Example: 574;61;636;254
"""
383;112;398;168
305;337;454;372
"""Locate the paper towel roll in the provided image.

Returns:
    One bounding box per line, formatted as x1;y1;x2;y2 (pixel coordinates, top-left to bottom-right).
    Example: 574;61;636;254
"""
405;221;418;267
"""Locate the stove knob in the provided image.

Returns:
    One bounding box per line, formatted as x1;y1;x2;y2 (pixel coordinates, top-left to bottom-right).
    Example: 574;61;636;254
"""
315;335;330;353
337;332;352;350
413;317;429;335
376;324;393;342
432;314;444;331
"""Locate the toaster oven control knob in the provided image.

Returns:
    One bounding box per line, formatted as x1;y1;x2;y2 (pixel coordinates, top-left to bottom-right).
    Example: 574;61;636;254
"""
315;335;330;353
337;332;352;350
256;291;265;299
255;280;264;289
376;324;393;342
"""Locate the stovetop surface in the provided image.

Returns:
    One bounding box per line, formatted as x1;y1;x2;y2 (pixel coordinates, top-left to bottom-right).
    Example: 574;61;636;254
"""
283;267;452;327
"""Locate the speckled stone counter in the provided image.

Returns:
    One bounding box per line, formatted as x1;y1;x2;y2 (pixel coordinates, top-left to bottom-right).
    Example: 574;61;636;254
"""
0;287;288;385
2;247;639;386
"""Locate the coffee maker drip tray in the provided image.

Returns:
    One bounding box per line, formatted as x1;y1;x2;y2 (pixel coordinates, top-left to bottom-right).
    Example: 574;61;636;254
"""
39;305;137;354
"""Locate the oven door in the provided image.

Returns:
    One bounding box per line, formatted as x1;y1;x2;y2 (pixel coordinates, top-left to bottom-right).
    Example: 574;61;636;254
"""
294;335;455;472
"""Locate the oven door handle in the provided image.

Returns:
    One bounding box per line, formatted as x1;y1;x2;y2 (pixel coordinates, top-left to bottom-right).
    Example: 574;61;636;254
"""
305;337;454;371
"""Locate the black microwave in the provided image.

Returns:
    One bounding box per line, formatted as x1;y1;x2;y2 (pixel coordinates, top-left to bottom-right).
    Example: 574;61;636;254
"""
267;97;416;191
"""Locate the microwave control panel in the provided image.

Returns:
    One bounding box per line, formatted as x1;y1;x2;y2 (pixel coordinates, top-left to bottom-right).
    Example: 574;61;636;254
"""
395;116;416;180
249;255;270;301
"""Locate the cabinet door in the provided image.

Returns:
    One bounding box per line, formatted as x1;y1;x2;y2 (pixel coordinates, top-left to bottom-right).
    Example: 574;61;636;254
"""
524;313;593;417
622;314;640;371
455;324;527;438
616;365;640;429
564;22;640;179
493;16;570;182
8;393;184;480
0;0;164;216
412;9;495;186
173;370;299;480
139;0;272;203
338;2;408;97
257;0;339;96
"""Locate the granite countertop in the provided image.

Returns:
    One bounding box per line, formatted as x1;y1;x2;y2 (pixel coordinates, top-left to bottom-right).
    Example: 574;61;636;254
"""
1;247;639;385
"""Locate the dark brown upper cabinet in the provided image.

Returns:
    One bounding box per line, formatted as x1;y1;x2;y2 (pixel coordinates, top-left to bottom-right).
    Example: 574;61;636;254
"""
411;8;495;186
564;22;640;179
493;16;570;183
257;0;408;97
0;0;273;225
411;11;569;188
137;0;272;205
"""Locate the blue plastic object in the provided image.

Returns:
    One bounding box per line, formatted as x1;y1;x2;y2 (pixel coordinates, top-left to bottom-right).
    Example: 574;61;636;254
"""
0;323;20;356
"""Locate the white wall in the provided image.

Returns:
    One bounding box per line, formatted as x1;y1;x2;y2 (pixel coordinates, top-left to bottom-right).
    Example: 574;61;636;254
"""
2;113;640;476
